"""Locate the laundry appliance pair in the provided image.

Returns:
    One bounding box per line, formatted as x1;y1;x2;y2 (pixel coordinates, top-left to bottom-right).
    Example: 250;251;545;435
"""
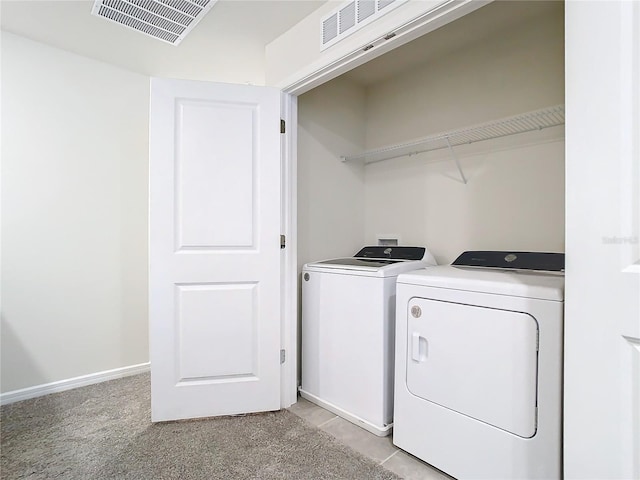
302;247;564;479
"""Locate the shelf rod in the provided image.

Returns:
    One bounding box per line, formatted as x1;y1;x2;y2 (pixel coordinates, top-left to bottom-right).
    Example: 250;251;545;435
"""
340;105;565;164
445;136;467;185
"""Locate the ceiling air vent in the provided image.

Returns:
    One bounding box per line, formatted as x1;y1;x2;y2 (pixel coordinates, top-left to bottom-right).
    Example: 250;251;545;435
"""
358;0;376;22
378;0;396;11
339;2;356;34
91;0;217;46
320;0;407;51
322;13;338;45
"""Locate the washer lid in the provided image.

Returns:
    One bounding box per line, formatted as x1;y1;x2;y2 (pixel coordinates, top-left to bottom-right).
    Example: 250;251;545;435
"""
313;258;403;268
398;265;564;301
305;258;428;277
304;245;437;276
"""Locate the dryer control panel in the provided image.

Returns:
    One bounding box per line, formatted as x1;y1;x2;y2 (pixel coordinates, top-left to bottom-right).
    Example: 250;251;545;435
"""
452;251;565;272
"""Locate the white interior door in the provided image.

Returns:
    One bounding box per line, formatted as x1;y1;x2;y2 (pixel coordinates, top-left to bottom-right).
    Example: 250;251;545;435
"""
565;1;640;478
149;78;282;422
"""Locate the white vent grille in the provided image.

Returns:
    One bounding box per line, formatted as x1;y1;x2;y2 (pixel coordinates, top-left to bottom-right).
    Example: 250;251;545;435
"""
339;2;356;34
322;13;338;45
378;0;395;11
320;0;407;50
92;0;217;46
358;0;375;22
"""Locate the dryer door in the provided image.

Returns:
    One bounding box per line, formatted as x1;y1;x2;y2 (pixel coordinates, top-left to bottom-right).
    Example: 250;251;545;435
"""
406;298;538;438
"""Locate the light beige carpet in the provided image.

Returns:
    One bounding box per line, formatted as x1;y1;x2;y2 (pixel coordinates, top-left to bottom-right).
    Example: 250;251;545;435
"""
1;374;400;479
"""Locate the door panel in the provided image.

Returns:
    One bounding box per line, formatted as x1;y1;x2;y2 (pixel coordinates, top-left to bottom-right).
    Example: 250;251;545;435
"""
149;78;281;422
176;282;257;381
176;99;256;249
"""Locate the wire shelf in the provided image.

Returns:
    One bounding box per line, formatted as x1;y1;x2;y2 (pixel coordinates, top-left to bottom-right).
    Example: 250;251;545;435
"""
341;105;565;165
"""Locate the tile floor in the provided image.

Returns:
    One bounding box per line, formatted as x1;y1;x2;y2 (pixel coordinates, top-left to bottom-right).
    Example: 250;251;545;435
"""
288;397;454;480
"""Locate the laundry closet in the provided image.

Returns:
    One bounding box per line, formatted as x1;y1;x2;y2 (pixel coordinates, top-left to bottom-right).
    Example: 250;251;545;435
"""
296;0;565;270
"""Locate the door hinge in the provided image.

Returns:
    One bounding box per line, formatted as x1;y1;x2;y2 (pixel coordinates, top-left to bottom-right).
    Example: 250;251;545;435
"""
280;234;286;249
280;119;286;134
280;349;286;364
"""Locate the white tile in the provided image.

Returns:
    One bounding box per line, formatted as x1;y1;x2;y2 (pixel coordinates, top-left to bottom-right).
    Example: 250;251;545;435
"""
287;397;337;426
320;416;398;463
382;450;454;480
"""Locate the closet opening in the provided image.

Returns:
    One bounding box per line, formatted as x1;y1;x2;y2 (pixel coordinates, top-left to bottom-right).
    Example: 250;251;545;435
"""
296;0;565;379
297;0;565;268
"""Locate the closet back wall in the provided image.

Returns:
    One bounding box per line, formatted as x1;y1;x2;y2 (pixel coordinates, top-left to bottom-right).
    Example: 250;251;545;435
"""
362;3;565;263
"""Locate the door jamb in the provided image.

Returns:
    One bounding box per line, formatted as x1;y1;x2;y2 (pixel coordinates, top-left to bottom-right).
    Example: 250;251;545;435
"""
280;93;298;407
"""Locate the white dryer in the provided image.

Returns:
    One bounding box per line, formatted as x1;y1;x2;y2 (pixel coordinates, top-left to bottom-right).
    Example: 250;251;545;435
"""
301;246;436;436
393;251;565;479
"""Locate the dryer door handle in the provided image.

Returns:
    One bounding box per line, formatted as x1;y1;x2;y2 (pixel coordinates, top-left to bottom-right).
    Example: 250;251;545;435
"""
411;332;428;362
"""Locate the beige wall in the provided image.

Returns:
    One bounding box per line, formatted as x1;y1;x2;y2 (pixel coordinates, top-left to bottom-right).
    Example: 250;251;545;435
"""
1;32;150;393
297;75;367;269
363;4;565;263
364;4;565;148
364;136;565;264
297;1;565;266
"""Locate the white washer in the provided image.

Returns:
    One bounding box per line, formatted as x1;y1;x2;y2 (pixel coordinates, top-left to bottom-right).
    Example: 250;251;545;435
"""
301;246;436;436
393;251;565;479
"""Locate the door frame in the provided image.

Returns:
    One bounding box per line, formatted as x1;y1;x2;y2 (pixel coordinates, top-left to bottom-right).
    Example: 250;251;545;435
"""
280;93;298;407
278;0;494;407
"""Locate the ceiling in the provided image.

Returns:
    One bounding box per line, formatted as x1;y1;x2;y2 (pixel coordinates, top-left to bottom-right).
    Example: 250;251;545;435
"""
0;0;327;81
1;0;563;86
345;0;564;87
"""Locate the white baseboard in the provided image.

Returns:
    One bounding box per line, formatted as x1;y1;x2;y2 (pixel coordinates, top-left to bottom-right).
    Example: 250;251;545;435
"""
298;389;393;437
0;362;150;406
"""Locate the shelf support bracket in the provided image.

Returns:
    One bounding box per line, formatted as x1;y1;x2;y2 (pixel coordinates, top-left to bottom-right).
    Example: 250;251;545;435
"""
445;136;468;185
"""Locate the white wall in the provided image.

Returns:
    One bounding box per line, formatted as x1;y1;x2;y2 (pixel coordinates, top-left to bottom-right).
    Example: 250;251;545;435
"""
363;3;565;263
297;75;367;269
1;32;150;393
